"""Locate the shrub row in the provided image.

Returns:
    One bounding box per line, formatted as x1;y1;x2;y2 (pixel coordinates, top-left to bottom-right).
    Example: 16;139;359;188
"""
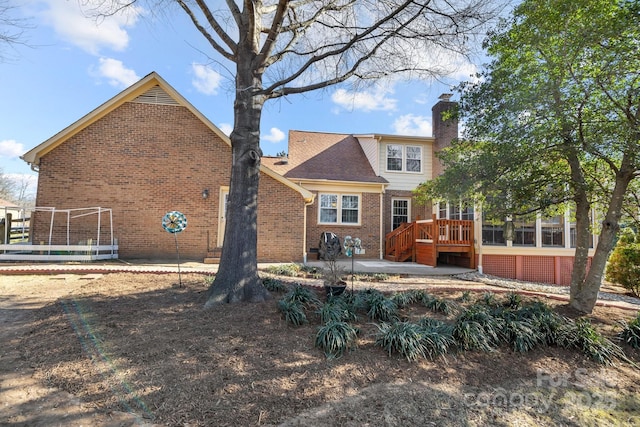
271;281;637;364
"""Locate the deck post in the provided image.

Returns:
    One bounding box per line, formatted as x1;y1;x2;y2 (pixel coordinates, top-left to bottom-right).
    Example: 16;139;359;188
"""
431;213;438;266
412;221;417;262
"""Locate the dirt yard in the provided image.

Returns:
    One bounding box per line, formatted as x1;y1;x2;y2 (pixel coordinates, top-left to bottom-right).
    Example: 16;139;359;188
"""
1;271;639;426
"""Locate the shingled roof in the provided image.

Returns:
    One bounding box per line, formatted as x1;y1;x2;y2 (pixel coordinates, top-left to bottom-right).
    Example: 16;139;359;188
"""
263;130;388;184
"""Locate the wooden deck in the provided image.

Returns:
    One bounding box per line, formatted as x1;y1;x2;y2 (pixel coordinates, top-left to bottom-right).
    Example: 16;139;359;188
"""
385;215;475;269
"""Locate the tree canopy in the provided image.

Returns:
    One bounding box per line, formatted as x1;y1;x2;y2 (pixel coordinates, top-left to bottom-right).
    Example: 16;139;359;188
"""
417;0;640;313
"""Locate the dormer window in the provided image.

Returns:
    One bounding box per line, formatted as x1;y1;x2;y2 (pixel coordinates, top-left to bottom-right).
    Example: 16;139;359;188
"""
386;144;422;173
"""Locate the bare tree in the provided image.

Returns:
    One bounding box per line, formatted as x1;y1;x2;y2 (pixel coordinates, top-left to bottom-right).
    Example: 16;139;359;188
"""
0;0;30;61
90;0;502;305
0;167;16;201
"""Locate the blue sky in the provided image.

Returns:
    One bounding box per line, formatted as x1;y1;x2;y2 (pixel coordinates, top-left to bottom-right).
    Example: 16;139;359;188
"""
0;1;491;194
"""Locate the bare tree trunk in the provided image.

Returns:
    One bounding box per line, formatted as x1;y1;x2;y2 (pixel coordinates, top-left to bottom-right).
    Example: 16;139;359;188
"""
569;167;635;313
205;51;271;306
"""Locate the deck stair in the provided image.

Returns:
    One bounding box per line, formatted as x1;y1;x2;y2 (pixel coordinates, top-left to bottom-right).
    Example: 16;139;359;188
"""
385;214;475;268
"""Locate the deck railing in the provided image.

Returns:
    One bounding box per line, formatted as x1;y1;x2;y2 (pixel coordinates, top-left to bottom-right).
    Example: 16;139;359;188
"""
384;222;415;262
385;215;474;263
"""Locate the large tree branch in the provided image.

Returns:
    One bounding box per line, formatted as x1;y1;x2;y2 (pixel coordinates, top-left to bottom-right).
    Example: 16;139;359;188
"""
177;0;237;60
260;0;429;97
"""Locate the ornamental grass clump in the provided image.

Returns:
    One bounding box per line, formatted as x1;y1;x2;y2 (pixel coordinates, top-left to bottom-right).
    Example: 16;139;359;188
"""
364;292;398;322
497;309;544;353
277;299;308;326
374;318;454;361
618;312;640;349
262;277;289;293
281;284;321;309
478;292;500;308
317;295;358;323
418;318;455;359
374;321;427;361
518;301;564;345
315;320;359;358
503;292;523;309
422;294;457;315
391;290;426;308
557;318;627;365
452;305;502;351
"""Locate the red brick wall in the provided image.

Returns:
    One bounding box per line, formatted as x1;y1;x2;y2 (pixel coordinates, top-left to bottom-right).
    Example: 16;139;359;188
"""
257;174;305;262
33;101;305;262
431;98;458;177
306;191;381;259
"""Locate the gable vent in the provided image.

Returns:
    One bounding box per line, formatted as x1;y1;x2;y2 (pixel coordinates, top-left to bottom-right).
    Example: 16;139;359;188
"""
131;85;180;106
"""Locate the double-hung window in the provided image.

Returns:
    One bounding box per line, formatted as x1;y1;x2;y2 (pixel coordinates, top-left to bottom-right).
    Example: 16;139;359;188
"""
319;193;360;225
386;144;422;173
406;146;422;172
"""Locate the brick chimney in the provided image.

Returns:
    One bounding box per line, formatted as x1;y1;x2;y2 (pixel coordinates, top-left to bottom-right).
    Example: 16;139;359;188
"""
431;93;458;177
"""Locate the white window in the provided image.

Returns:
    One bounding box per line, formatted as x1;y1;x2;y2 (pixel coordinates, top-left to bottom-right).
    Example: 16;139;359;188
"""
386;144;422;173
386;144;403;171
406;146;422;172
319;193;360;225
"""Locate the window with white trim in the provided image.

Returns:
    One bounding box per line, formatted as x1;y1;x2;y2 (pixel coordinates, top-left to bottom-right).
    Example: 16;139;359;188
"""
406;146;422;172
386;144;422;173
392;198;410;230
319;193;360;225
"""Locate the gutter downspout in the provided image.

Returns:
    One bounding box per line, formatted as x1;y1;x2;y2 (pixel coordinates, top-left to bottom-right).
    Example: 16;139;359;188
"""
379;192;384;260
302;195;314;264
476;204;483;274
303;202;309;264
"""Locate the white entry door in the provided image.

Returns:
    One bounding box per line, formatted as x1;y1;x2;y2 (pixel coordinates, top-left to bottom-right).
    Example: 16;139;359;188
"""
217;187;229;247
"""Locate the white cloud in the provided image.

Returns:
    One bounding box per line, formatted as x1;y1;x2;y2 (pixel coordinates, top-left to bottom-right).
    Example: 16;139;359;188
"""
0;140;24;158
91;57;140;88
392;114;432;137
42;1;141;55
191;63;222;95
262;127;285;143
331;86;397;112
218;123;232;136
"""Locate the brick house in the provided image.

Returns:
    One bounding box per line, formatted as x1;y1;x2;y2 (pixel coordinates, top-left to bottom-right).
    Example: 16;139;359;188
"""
20;72;594;285
21;72;312;261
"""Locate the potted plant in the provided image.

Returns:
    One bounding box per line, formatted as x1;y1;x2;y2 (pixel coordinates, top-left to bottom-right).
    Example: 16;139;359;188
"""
322;256;347;297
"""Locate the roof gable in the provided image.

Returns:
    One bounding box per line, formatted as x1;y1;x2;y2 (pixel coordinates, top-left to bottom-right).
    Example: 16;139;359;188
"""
21;72;230;169
21;72;313;203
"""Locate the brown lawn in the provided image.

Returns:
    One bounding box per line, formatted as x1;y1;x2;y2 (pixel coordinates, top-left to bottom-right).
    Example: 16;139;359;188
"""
1;272;639;426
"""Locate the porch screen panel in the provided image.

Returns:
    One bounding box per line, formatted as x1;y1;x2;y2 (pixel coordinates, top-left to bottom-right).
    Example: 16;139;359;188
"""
513;215;536;246
541;215;564;247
